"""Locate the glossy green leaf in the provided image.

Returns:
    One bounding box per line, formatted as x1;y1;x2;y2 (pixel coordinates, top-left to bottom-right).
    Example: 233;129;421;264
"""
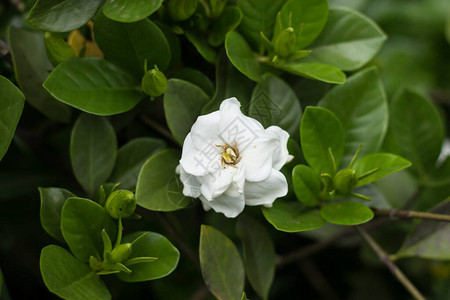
249;73;301;135
391;88;444;176
262;201;325;232
225;31;262;82
44;58;143;115
185;31;218;64
27;0;102;32
300;107;345;174
292;165;320;207
110;137;166;190
117;231;180;282
136;149;191;211
39;187;76;242
236;216;275;300
277;0;328;49
304;7;386;71
279;62;346;84
320;68;388;164
40;245;111;300
170;68;214;97
8;26;71;122
209;6;243;47
395;199;450;260
61;197;117;262
164;79;210;144
237;0;285;51
94;12;171;73
70;114;117;196
354;153;411;186
320;201;373;225
103;0;163;22
200;225;245;300
0;76;25;162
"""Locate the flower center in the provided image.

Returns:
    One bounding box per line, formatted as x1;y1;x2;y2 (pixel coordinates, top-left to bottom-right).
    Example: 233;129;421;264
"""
216;141;241;168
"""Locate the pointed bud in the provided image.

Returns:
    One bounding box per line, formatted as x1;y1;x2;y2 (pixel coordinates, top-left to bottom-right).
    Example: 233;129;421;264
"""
333;169;359;194
274;27;296;58
167;0;198;21
141;67;168;98
109;243;132;264
105;190;137;219
44;32;75;66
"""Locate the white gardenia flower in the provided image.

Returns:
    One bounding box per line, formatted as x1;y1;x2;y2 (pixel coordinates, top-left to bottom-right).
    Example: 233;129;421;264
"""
176;97;292;218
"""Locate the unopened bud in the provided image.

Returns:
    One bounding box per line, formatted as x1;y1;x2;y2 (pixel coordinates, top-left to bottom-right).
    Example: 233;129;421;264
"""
109;243;132;264
274;27;296;58
105;190;136;219
333;169;358;194
141;67;168;98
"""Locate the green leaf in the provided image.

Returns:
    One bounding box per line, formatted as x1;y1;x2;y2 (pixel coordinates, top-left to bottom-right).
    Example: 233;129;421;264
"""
185;31;218;64
40;245;111;300
391;88;444;176
249;73;301;135
279;62;346;84
292;165;320;207
320;201;373;225
304;7;386;71
164;79;210;144
236;216;275;300
43;58;143;115
117;231;180;282
262;201;325;232
61;197;117;262
136;149;191;211
354;153;411;186
39;187;76;242
300;107;345;174
70;114;117;197
110;137;166;190
200;225;245;300
320;68;388;164
225;31;262;82
94;12;171;73
237;0;285;51
44;32;76;67
170;68;215;97
277;0;328;49
103;0;163;23
8;26;71;123
209;6;243;47
394;199;450;260
0;76;25;162
27;0;102;32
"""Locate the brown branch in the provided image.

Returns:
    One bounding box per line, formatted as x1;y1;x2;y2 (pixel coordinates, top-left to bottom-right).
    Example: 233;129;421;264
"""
139;113;180;146
373;208;450;222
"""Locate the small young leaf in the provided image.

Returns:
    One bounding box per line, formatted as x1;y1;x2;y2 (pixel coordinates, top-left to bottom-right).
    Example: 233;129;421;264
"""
200;225;245;300
320;201;374;225
292;165;320;207
209;6;243;47
279;62;346;84
103;0;163;23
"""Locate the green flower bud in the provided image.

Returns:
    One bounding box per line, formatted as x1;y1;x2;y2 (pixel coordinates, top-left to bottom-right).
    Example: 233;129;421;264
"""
105;190;137;219
168;0;198;21
141;67;168;98
273;27;296;58
333;169;359;194
109;243;132;264
44;32;75;66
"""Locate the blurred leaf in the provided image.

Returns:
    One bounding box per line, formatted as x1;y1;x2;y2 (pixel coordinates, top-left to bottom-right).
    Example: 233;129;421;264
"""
103;0;163;23
262;201;325;232
249;73;301;135
170;68;214;97
44;32;76;66
320;68;388;164
164;79;210;144
27;0;102;32
225;31;262;82
236;216;275;300
391;88;444;176
354;153;411;186
279;62;346;84
117;231;180;282
94;12;171;73
185;31;218;64
320;201;373;225
110;137;166;190
39;187;76;242
44;58;143;115
40;245;111;300
277;0;328;49
305;7;386;71
375;170;418;210
237;0;285;51
209;6;243;47
61;197;117;262
70;114;117;196
200;225;245;300
300;107;345;174
136;149;191;211
8;26;71;122
0;76;25;161
292;165;320;207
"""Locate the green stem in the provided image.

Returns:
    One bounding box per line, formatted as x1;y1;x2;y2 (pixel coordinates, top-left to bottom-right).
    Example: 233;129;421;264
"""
373;208;450;222
115;218;123;248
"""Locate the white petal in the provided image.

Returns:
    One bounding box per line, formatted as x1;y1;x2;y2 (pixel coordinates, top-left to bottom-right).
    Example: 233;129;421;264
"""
266;126;292;170
241;133;279;182
198;162;242;200
199;194;245;218
180;133;220;176
177;165;202;198
190;111;223;151
224;164;245;197
244;169;288;207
